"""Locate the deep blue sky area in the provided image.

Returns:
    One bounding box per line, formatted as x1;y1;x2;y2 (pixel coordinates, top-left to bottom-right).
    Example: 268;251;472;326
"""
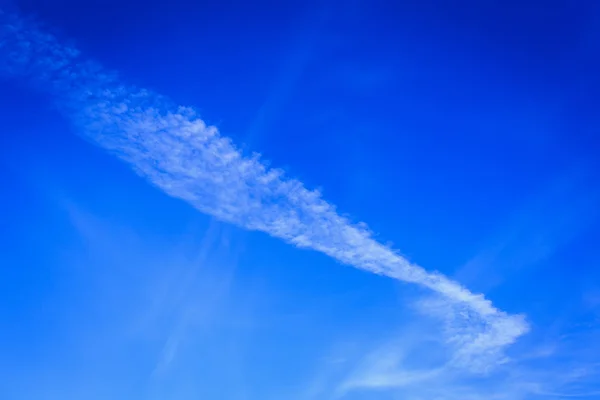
9;0;599;273
1;1;600;399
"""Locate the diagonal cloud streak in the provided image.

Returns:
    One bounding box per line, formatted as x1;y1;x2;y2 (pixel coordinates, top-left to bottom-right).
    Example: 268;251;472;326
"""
0;10;528;371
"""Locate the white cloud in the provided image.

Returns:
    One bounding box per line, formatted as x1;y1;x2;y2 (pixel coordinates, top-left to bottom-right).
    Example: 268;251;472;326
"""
0;8;528;380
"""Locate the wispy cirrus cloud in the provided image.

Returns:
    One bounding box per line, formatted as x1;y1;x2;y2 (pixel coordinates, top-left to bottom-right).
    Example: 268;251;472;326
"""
0;8;527;384
304;322;600;400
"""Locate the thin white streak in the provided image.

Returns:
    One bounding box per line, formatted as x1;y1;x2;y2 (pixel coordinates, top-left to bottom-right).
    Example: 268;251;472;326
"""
0;10;528;370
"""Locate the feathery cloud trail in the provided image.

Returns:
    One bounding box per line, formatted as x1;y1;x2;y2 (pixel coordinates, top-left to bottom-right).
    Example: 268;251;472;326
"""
0;9;528;371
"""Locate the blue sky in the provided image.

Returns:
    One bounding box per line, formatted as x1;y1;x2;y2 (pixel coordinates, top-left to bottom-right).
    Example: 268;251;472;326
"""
1;1;599;399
